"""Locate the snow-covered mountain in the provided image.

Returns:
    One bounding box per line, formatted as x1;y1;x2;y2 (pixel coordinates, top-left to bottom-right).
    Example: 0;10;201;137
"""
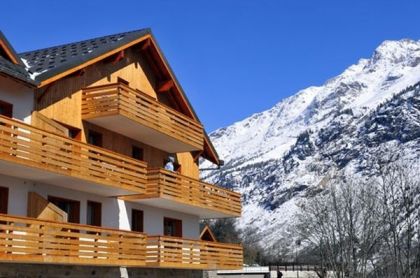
203;39;420;251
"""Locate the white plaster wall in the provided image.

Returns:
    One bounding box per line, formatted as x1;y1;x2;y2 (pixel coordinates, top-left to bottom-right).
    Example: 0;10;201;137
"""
0;76;33;123
122;200;200;239
0;173;200;238
3;174;120;227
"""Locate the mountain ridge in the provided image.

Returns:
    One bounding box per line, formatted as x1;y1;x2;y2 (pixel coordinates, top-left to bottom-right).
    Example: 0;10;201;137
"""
203;38;420;250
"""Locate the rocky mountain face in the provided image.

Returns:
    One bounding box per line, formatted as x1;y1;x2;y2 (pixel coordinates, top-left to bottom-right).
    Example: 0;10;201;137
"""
202;39;420;250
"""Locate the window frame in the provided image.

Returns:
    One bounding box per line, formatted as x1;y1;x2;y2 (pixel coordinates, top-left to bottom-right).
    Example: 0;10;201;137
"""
0;100;13;118
48;195;80;223
131;209;144;232
86;200;102;227
163;217;182;237
0;186;9;214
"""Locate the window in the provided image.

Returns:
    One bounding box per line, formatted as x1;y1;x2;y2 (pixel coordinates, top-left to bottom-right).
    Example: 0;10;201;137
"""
0;186;8;214
131;209;144;232
48;196;80;223
87;201;102;227
163;217;182;237
87;130;102;147
132;146;144;161
0;100;12;118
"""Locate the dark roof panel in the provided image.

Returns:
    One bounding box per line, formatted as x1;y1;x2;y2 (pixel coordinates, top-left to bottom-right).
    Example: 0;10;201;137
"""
0;56;36;85
0;31;35;85
19;28;150;83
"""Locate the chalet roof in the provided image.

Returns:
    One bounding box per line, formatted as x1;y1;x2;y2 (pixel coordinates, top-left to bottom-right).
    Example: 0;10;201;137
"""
16;28;220;164
0;31;36;85
19;29;150;83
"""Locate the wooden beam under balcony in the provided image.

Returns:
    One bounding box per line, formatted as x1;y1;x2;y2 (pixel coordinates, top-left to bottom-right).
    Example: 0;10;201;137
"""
157;80;174;92
0;214;147;266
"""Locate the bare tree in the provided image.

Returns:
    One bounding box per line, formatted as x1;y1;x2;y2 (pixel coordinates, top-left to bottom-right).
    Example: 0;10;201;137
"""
374;161;420;278
296;171;385;278
297;158;420;278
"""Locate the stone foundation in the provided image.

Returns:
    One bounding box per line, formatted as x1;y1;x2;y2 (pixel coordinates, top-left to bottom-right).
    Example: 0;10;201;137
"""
0;264;204;278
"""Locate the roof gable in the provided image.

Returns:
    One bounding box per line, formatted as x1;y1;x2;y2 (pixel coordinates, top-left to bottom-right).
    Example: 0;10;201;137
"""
143;36;220;164
18;29;220;164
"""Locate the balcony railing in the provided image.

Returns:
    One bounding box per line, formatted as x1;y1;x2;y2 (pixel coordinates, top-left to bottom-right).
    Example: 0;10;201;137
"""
0;214;147;266
146;236;243;270
0;116;147;195
144;168;241;218
81;83;204;152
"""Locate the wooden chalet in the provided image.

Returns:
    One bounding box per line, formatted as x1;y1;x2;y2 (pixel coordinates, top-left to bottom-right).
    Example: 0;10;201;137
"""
0;28;242;270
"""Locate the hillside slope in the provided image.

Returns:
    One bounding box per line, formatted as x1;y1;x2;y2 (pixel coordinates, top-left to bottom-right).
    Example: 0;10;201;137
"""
203;39;420;249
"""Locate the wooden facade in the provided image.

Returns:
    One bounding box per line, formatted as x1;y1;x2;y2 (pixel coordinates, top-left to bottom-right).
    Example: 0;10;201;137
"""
32;48;203;177
0;29;242;270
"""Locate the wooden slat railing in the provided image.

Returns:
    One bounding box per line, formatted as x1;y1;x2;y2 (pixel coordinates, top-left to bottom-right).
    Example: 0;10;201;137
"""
0;115;147;194
82;83;204;150
0;214;147;266
146;236;243;270
146;168;241;217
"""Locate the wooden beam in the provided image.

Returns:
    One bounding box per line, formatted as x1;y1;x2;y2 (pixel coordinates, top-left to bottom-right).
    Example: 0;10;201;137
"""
67;68;86;77
113;50;125;64
192;151;203;162
36;84;52;103
157;80;174;92
140;39;151;51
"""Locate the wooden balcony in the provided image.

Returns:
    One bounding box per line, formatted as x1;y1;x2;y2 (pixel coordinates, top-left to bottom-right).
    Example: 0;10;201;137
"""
0;214;147;266
0;116;147;196
122;168;241;218
146;236;243;270
82;83;204;153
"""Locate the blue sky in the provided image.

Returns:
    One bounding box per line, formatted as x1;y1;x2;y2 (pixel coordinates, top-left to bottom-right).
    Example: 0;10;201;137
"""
1;0;420;131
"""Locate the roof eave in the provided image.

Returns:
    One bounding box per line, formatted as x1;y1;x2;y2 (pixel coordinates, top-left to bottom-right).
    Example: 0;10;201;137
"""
0;71;38;87
0;31;25;66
